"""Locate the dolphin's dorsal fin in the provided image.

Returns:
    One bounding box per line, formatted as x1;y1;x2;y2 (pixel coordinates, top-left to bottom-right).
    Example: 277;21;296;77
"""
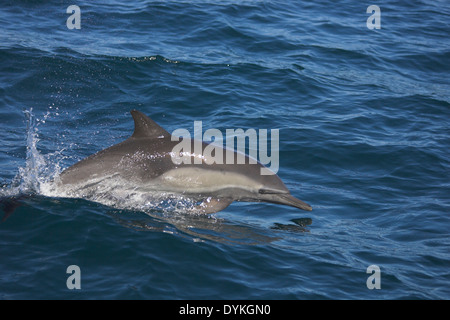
130;110;170;139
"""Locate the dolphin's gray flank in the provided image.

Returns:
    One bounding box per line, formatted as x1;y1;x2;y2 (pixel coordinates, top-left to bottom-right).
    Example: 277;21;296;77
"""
59;110;312;214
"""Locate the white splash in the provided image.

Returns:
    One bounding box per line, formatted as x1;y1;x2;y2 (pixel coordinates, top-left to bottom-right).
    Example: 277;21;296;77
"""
1;109;62;197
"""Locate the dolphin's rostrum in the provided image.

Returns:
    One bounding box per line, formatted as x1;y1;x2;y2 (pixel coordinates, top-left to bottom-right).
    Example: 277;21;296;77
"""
58;110;312;214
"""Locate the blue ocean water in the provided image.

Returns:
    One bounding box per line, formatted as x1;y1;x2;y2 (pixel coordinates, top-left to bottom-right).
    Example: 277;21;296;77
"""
0;0;449;299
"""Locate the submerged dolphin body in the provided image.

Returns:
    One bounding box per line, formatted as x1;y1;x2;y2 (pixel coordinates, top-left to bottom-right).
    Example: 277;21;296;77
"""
58;110;312;214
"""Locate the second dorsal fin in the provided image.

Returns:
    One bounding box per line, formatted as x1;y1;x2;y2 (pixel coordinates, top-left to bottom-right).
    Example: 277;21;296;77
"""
130;110;169;139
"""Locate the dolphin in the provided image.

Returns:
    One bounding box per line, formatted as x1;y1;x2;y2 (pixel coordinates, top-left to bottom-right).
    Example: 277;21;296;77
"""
58;110;312;214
